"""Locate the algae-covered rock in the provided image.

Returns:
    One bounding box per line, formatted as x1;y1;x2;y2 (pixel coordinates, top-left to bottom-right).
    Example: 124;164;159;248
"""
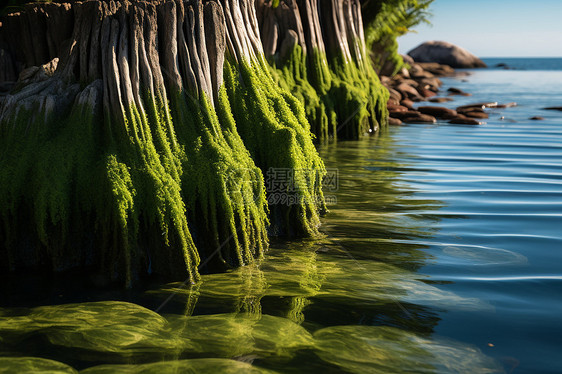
165;313;314;359
80;358;273;374
313;325;504;373
0;300;312;365
0;301;190;363
0;357;77;374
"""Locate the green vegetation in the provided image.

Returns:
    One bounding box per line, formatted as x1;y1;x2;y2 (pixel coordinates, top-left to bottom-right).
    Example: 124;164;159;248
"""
362;0;433;74
224;59;326;237
0;51;329;284
269;44;389;141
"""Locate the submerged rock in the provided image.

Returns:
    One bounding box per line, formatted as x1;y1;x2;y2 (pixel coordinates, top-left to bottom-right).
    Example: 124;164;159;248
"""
0;357;77;374
80;359;273;374
313;325;503;374
408;41;487;68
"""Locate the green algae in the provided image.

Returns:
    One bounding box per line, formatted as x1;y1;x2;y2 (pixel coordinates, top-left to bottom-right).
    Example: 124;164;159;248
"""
268;44;389;141
1;57;322;282
80;359;274;374
165;313;313;359
0;357;77;374
224;59;326;237
313;325;504;373
0;301;311;366
0;301;189;363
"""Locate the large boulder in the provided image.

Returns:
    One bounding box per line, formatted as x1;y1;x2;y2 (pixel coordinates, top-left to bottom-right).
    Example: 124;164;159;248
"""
408;41;486;68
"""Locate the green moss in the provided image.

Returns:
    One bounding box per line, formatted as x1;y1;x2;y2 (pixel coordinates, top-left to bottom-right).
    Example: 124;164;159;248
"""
224;59;326;237
267;43;389;141
0;76;272;284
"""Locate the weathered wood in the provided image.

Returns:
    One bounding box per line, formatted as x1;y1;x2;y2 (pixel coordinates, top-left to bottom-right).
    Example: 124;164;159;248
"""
204;1;226;100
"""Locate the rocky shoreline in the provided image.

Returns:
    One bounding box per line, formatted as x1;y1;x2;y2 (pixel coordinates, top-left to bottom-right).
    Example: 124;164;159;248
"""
382;55;519;126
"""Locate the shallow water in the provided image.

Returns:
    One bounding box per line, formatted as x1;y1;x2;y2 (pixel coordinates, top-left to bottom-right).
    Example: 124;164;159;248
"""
1;62;562;373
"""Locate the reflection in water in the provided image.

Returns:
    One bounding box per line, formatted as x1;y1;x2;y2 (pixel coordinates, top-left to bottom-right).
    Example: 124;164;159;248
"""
0;133;502;372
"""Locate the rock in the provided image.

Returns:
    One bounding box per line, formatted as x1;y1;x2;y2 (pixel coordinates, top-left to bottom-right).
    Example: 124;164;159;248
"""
429;97;453;103
387;98;400;106
408;63;424;77
393;78;419;88
387;104;408;112
449;117;482;125
407;41;487;69
417;106;457;119
457;102;497;110
530;116;544;120
402;113;436;124
418;87;436;98
396;82;422;100
400;99;414;110
447;87;471;96
419;77;442;91
410;69;434;80
458;106;484;113
390;110;436;123
417;62;455;76
401;54;415;66
543;106;562;111
463;111;489;119
388;117;403;126
398;67;410;79
494;102;517;108
387;87;402;102
380;75;392;86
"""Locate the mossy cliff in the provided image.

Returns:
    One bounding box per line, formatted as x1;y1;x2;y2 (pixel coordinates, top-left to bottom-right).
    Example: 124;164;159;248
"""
256;0;389;140
0;0;326;285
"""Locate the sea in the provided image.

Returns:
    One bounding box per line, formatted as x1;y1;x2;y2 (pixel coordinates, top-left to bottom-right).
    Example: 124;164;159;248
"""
0;57;561;373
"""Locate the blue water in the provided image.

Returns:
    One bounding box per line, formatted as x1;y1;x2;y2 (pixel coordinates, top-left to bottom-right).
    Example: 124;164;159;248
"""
0;58;561;373
481;57;562;71
355;58;562;372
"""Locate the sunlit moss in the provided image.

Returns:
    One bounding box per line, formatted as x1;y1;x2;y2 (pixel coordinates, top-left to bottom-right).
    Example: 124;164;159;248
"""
0;71;274;284
224;59;326;238
268;44;389;141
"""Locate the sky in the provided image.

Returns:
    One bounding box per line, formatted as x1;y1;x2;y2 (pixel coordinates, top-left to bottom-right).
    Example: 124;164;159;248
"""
397;0;562;57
